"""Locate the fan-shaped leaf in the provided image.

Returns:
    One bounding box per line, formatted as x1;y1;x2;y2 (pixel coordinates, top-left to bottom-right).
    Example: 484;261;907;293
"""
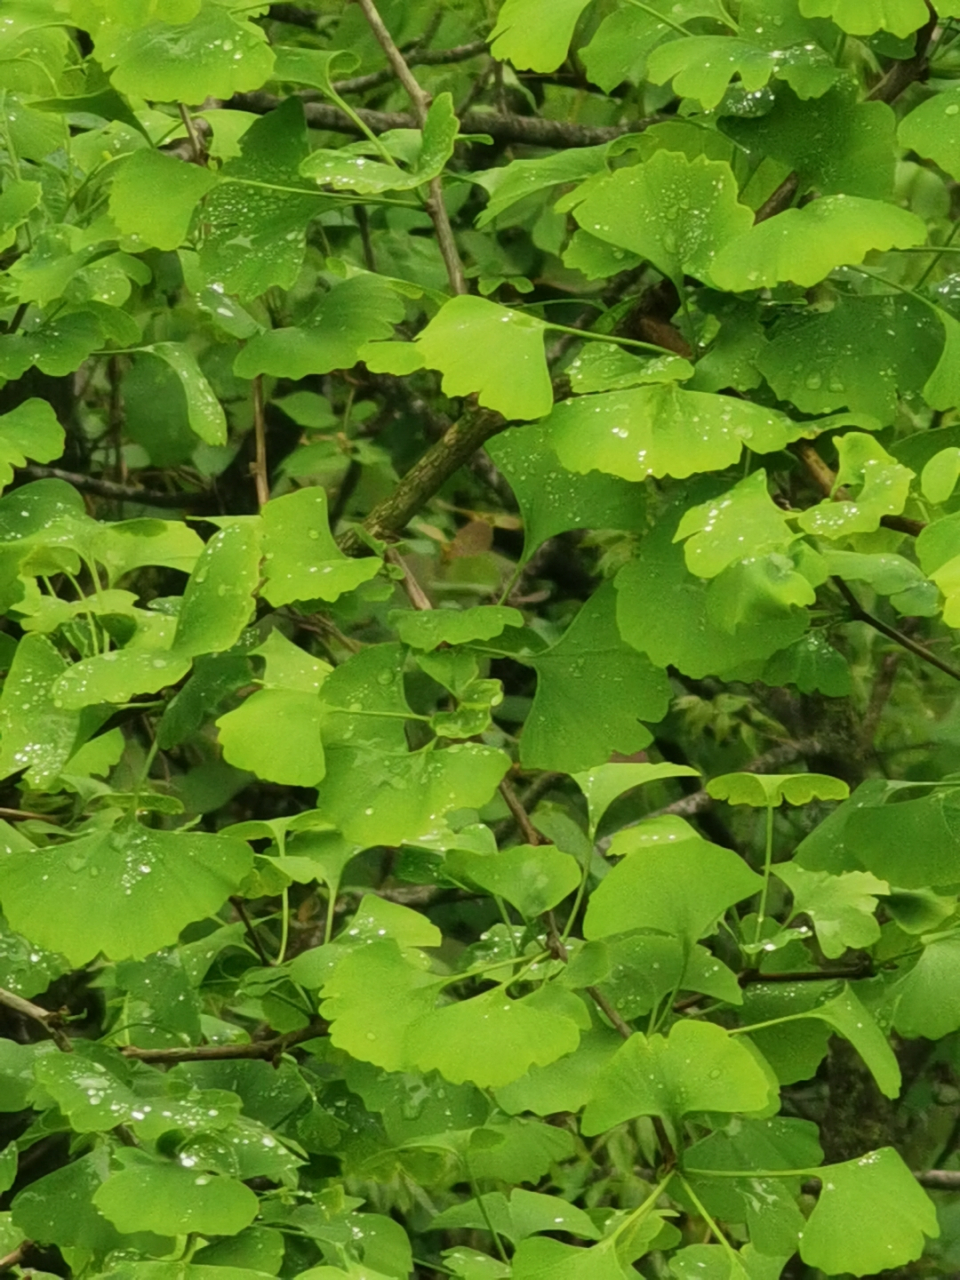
706;772;850;807
489;0;594;72
261;486;381;606
799;0;928;37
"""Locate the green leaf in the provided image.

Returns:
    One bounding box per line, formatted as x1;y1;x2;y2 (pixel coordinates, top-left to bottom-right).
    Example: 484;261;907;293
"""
511;1236;633;1280
53;649;193;710
583;830;763;942
400;296;551;421
173;523;262;657
921;446;960;504
406;987;582;1088
706;773;850;807
0;634;79;786
235;274;406;381
842;788;960;887
109;149;218;251
796;433;913;538
520;581;672;773
675;472;794;579
572;151;753;284
94;4;275;102
471;146;610;228
145;343;227;447
894;936;960;1039
799;1147;939;1273
0;399;64;488
549;385;803;482
803;984;901;1097
94;1151;258;1238
574;762;700;837
489;0;594;72
899;86;960;181
760;631;853;696
647;35;832;112
567;344;693;393
775;863;888;958
217;689;325;786
261;487;380;606
0;179;42;253
924;306;960;413
495;1025;623;1116
581;3;724;93
799;0;929;36
392;605;522;650
446;844;581;918
757;293;940;423
581;1020;773;1135
710;196;925;291
0;821;253;965
486;420;648;562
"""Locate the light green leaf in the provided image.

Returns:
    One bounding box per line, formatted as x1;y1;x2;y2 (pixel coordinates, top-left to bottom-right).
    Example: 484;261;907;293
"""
799;0;929;37
0;821;253;965
511;1236;633;1280
675;472;793;579
52;649;193;710
760;631;853;696
173;523;262;657
495;1025;623;1116
706;773;850;807
0;398;64;488
583;831;763;942
446;844;580;918
406;296;551;421
581;3;724;94
775;862;887;958
796;433;913;538
392;605;522;650
893;936;960;1039
799;1147;938;1274
489;0;594;72
471;146;610;228
486;420;648;562
234;274;406;381
757;293;939;424
567;344;693;393
899;86;960;181
0;634;79;786
96;518;205;585
94;4;275;102
549;384;803;482
520;581;671;773
921;447;960;504
109;149;218;251
0;179;42;253
572;151;753;284
804;985;901;1096
217;689;325;786
574;762;700;837
406;987;582;1088
710;196;925;291
94;1152;258;1238
840;785;960;887
582;1020;773;1134
146;343;227;446
924;307;960;413
648;36;830;112
261;487;380;606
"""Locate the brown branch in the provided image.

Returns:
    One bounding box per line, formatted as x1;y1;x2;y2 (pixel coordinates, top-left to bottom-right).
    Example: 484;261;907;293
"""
338;406;509;553
232;92;651;149
755;172;799;224
230;896;271;968
791;441;926;537
0;1244;30;1275
834;577;960;684
0;806;55;821
739;965;875;987
178;103;206;165
499;776;543;846
0;986;72;1051
332;40;489;95
386;547;434;610
19;465;216;510
493;772;563;841
354;0;466;294
251;375;270;507
120;1020;326;1063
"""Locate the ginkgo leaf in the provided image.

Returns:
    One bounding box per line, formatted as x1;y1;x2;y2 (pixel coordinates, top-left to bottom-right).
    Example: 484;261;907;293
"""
710;196;926;291
109;150;218;251
261;486;381;606
706;773;850;807
519;581;671;772
0;633;80;786
675;471;794;579
574;762;699;837
0;821;252;965
52;648;192;710
797;433;914;539
445;844;581;918
799;0;929;37
173;523;262;658
799;1147;939;1274
146;343;227;447
581;1020;773;1135
571;150;753;284
899;87;960;181
488;0;594;72
549;384;803;482
217;689;325;787
921;447;960;504
0;399;64;489
391;605;522;651
375;296;551;421
893;936;960;1039
583;832;763;942
0;179;42;253
471;146;610;228
510;1236;634;1280
94;1152;258;1238
775;862;888;958
924;307;960;413
648;36;831;111
567;344;693;393
234;274;407;381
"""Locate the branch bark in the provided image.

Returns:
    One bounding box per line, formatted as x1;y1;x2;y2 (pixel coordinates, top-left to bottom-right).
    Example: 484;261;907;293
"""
20;465;216;510
0;986;72;1051
120;1021;326;1063
834;577;960;684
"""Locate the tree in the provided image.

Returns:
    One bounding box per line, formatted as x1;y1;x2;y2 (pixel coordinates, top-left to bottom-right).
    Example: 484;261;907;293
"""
1;0;960;1275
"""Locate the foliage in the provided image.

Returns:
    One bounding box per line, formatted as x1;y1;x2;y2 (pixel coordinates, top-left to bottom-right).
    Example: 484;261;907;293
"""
4;2;960;1279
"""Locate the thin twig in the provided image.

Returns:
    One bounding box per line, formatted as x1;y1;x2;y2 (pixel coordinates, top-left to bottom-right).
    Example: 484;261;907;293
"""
0;1244;30;1274
739;965;875;986
0;987;72;1051
386;547;433;610
251;375;270;507
354;0;466;294
493;772;563;841
586;985;633;1039
0;806;55;822
20;465;216;510
834;577;960;684
120;1020;326;1063
178;103;206;164
331;40;488;94
230;896;271;968
499;776;542;846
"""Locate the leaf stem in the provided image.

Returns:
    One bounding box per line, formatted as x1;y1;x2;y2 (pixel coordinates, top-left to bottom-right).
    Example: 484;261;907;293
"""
752;805;776;946
676;1173;740;1263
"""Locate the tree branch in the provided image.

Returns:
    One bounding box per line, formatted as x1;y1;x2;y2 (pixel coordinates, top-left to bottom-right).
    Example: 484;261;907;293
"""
251;375;270;507
354;0;467;294
0;986;72;1051
0;1244;30;1275
338;405;509;553
833;577;960;684
120;1021;326;1063
20;465;217;511
498;776;544;846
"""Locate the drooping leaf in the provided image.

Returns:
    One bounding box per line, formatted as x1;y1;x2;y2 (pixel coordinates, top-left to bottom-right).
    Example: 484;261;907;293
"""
109;149;219;251
924;307;960;413
574;761;700;836
146;343;227;447
893;936;960;1039
261;487;381;606
520;581;672;773
571;151;753;284
471;146;611;228
0;821;253;965
0;633;79;786
488;0;594;72
173;523;262;658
